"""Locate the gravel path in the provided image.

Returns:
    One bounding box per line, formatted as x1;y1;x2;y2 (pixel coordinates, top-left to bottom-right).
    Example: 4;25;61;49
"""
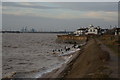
96;39;119;78
65;38;119;78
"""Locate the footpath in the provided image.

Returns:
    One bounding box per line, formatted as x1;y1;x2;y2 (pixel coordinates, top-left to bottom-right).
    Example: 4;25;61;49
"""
64;38;118;78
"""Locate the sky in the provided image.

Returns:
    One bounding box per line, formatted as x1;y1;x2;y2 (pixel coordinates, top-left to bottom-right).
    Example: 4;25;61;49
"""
2;0;120;2
2;2;118;31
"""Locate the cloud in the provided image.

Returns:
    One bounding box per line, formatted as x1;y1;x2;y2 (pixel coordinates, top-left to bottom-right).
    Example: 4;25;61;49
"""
2;0;120;2
2;13;117;31
84;11;117;21
2;2;118;23
2;2;61;9
3;5;117;22
3;2;118;12
2;2;118;31
57;2;118;12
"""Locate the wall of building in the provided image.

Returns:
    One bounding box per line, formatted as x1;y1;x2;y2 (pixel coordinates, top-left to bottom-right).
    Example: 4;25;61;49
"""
86;28;98;35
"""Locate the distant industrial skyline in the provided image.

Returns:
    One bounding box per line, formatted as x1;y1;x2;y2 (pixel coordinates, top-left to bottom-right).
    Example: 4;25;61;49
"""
2;2;118;31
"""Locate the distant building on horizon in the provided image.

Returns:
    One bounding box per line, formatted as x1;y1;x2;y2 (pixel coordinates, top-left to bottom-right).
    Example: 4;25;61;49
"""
115;28;120;35
20;26;36;33
73;28;87;35
73;24;102;36
85;24;101;35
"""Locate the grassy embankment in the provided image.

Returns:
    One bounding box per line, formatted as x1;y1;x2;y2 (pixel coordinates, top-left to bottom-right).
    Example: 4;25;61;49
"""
98;35;120;56
63;38;111;78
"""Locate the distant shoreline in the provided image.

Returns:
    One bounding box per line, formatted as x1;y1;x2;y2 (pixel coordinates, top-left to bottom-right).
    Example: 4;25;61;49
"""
1;31;73;34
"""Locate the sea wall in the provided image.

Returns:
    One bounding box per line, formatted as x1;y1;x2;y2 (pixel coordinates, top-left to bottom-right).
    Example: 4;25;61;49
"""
56;35;87;44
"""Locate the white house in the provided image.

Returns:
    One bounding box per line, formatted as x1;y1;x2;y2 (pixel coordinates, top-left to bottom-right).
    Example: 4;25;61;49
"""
115;28;120;35
73;28;87;35
101;29;108;34
85;24;101;35
73;24;101;36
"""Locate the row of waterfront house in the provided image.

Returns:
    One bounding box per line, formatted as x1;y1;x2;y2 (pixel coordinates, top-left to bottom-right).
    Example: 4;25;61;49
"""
72;24;120;36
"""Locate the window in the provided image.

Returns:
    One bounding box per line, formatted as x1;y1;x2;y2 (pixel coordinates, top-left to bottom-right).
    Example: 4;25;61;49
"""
90;29;92;32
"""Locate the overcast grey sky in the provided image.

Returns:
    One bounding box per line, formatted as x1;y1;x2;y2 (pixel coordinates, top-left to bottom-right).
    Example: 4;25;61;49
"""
2;2;118;31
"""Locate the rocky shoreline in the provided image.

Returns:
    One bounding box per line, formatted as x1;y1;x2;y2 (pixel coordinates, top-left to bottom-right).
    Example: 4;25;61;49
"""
38;43;87;79
40;50;81;78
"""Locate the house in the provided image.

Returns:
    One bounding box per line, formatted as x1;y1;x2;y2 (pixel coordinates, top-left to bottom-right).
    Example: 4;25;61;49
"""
73;24;102;36
101;29;108;34
85;24;101;35
73;28;87;36
115;28;120;35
